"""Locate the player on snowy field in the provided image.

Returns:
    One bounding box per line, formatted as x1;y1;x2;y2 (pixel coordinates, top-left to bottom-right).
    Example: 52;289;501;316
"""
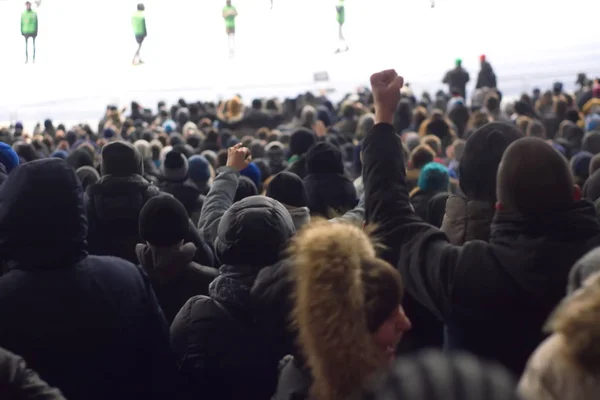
21;1;38;64
335;0;348;53
223;0;238;56
132;3;147;65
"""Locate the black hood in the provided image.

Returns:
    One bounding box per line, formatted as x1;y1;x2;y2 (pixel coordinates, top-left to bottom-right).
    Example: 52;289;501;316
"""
303;173;357;218
0;159;87;269
215;196;295;268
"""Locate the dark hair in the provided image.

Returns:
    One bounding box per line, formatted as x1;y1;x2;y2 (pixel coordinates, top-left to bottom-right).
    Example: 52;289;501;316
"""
361;257;404;333
217;149;228;168
410;144;435;169
526;120;546;139
137;3;145;10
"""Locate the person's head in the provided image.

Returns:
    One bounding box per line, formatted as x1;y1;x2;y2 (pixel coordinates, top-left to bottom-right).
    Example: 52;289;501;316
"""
240;162;262;190
234;176;259;202
251;99;262;110
161;150;189;182
484;92;500;114
101;141;143;177
455;58;462;67
139;195;189;248
571;151;593;186
409;144;436;170
188;155;213;186
306;142;344;175
516;115;532;135
466;110;491;133
266;171;308;208
497;138;574;215
417;162;449;194
356;113;375;139
290;128;316;156
460;122;523;203
137;3;144;11
25;1;31;10
590;154;600;176
0;159;87;267
76;166;100;190
215;196;294;268
526;120;547;139
226;0;231;5
583;131;600;155
133;140;151;160
291;221;411;400
479;54;486;64
420;135;442;156
0;142;20;173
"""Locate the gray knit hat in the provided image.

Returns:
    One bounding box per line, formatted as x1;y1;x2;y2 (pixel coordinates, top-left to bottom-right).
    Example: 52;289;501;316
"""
161;150;189;181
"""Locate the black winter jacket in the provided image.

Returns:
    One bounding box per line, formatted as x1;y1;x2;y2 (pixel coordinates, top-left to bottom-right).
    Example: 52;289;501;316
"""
363;123;600;375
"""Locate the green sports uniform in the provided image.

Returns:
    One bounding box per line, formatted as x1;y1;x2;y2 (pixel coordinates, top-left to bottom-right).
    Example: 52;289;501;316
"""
223;5;237;34
336;1;345;25
21;10;38;37
132;10;147;42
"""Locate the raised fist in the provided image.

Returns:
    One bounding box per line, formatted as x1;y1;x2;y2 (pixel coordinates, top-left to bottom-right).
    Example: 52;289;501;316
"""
226;143;251;172
370;70;404;125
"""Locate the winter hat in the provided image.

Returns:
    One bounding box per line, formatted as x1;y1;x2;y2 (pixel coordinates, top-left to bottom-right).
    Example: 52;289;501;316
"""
582;131;600;155
102;128;116;140
169;133;185;147
101;141;143;177
571;151;593;184
317;105;332;127
586;114;600;132
267;171;308;208
200;150;218;169
290;128;316;156
226;136;240;149
0;142;20;172
163;119;176;134
250;141;266;159
363;351;519;400
76;166;100;189
459;122;523;203
161;150;189;181
234;176;258;202
253;158;271;183
139;194;190;247
240;162;261;189
188;155;212;183
66;147;94;170
417;162;449;193
159;145;173;164
306;142;344;175
133;140;151;159
51;150;68;160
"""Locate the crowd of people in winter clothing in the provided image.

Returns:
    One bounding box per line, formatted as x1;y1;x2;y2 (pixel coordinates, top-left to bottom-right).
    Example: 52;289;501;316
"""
0;65;600;400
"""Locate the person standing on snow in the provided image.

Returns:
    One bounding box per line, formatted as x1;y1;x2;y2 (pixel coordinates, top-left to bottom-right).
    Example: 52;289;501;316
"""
21;1;38;64
132;3;147;65
443;58;470;99
335;0;349;53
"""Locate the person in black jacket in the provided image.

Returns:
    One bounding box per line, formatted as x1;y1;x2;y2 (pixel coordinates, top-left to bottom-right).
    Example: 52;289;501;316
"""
137;195;217;324
442;59;470;99
363;69;600;376
0;159;177;400
87;141;214;266
160;151;205;224
287;128;316;179
0;346;66;400
172;144;296;400
476;54;497;89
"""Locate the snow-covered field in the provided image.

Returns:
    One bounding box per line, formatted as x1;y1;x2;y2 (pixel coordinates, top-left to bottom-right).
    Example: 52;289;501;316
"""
0;0;598;126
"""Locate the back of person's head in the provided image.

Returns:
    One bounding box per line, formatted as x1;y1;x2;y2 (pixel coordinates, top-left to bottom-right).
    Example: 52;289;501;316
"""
417;162;449;193
583;131;600;155
217;149;228;168
66;147;94;171
139;195;189;247
356;113;376;139
590;153;600;176
300;105;317;128
466;110;492;133
516;115;532;135
420;135;442;156
14;142;39;163
137;3;145;11
402;132;421;153
410;144;436;170
0;142;20;173
234;176;259;202
484;92;501;113
101;141;143;177
251;99;262;110
133;140;151;160
452;139;466;162
497;137;574;215
240;162;262;189
526;120;547;139
546;272;600;375
215;196;295;267
306;142;344;175
571;151;593;186
266;171;308;208
412;106;429;132
291;221;408;400
161;150;189;182
150;139;163;162
0;159;87;265
250;141;265;160
188;155;212;185
290;128;316;156
76;166;100;190
362;351;519;400
460;122;523;203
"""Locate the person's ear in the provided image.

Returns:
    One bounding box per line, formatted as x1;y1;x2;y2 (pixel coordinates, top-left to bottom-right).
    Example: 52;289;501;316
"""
573;184;582;201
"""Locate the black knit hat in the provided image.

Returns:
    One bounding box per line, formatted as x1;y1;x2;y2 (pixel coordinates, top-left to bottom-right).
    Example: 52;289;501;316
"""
234;176;258;202
290;128;316;156
459;122;522;203
267;171;308;208
101;141;143;177
306;142;344;175
139;194;190;247
162;150;189;181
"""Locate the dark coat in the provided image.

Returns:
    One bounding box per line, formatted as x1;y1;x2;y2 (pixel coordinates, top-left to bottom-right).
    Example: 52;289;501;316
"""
136;243;217;324
0;159;177;400
363;123;600;375
0;346;66;400
159;180;205;225
441;194;496;245
87;174;214;266
443;67;470;98
476;61;497;89
303;173;357;218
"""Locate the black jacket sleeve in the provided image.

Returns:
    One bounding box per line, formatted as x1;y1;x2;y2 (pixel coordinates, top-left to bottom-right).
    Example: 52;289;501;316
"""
362;123;462;321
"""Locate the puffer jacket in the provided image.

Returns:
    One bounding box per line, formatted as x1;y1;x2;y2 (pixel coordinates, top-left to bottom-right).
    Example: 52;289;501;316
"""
159;180;206;225
172;195;296;400
441;194;496;245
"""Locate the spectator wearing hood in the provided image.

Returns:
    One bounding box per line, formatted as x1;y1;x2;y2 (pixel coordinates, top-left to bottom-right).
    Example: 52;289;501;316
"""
267;171;310;230
87;142;213;266
519;267;600;400
0;346;67;399
287;128;316;179
65;147;94;171
137;195;217;324
134;139;160;183
172;144;296;400
364;70;600;375
0;159;176;400
273;221;411;400
476;55;497;89
159;151;205;225
75;166;100;191
303;142;357;219
442;122;522;245
409;162;449;221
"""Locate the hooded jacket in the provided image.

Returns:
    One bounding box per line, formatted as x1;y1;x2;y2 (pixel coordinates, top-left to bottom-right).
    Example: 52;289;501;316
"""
0;159;176;400
441;194;496;245
363;123;600;376
171;196;295;400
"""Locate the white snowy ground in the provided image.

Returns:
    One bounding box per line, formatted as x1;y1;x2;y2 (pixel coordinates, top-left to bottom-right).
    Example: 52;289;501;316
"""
0;0;598;126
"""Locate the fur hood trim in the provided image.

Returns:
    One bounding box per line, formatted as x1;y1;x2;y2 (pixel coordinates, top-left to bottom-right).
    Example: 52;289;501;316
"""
291;220;380;400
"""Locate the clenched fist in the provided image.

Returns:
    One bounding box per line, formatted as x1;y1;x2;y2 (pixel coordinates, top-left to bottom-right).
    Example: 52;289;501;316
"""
226;143;252;172
370;70;404;125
